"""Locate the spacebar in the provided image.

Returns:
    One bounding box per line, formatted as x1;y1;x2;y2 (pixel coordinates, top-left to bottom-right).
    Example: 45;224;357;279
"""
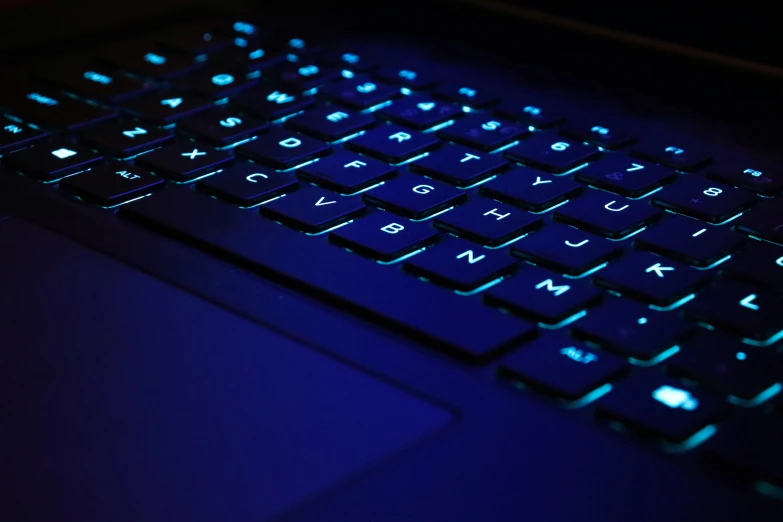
119;187;535;362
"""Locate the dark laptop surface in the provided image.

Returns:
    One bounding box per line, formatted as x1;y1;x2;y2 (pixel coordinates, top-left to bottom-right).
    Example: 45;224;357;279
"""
0;1;782;521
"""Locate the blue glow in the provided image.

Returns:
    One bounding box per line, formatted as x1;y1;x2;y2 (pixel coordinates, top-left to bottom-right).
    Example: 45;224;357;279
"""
458;175;498;190
377;247;426;265
694;254;732;270
488;140;520;154
729;383;782;408
246;70;262;80
172;169;222;184
755;482;783;502
51;148;77;159
302;88;318;96
742;328;783;347
538;309;588;330
392;152;430;167
160;97;183;108
410;204;454;222
3;123;22;134
329;130;366;144
234;37;248;48
248;48;265;60
342;53;360;64
649;293;696;312
83;71;112;85
562;262;609;280
663;424;717;453
652;385;699;410
101;191;154;209
360;100;393;113
628;186;664;200
289;38;305;49
462;106;474;113
483;233;529;250
233;21;257;35
608;226;648;242
211;73;234;86
27;92;58;106
298;65;319;76
342;180;385;196
748;234;783;247
629;345;680;367
267;90;295;104
270;110;304;124
277;157;319;173
400;87;413;95
458;87;477;97
306;219;354;237
564;383;612;409
216;136;256;150
287;54;299;63
529;199;570;215
194;54;207;63
144;52;166;65
454;277;505;296
398;69;417;80
736;352;747;360
560;162;591;176
637;317;648;325
341;69;354;79
423;120;455;134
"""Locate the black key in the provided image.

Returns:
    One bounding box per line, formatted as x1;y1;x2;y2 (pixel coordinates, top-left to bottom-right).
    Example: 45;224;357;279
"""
511;224;621;276
297;151;394;194
278;63;339;90
259;186;364;233
560;122;635;150
721;241;783;290
323;51;378;72
735;199;783;245
0;85;116;131
345;124;439;164
480;167;582;212
504;134;599;174
410;144;506;187
286;106;375;142
708;161;783;197
499;334;627;401
233;86;315;121
121;90;211;124
631;141;710;172
2;140;102;181
635;214;746;267
135;142;232;182
79;120;174;158
375;66;436;89
432;83;498;109
378;95;462;130
59;162;163;206
435;198;540;247
668;331;783;401
704;413;783;487
98;42;202;80
196;163;297;205
652;176;757;224
595;252;710;307
213;43;287;72
177;109;268;147
573;297;693;362
319;78;400;111
575;156;675;198
553;190;662;239
330;212;438;261
34;62;152;102
596;374;725;443
237;129;330;170
486;266;602;324
174;68;259;99
437;114;529;152
362;173;466;219
685;280;783;342
155;25;233;56
404;238;517;292
495;102;563;129
119;186;536;362
0;117;45;154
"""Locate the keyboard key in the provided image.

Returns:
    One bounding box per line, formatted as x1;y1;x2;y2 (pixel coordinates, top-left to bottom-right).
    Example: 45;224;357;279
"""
431;83;498;108
404;238;517;291
286;106;375;142
495;102;563;129
572;297;693;361
596;374;726;443
323;51;378;72
685;280;783;342
345;124;439;164
135;142;232;182
98;42;202;80
595;252;710;307
504;134;599;174
259;186;364;233
174;68;259;99
409;145;506;187
59;162;163;206
635;214;746;267
735;199;783;245
319;78;400;111
213;43;286;72
121;90;211;124
155;24;233;56
233;86;315;120
236;129;330;169
297;151;395;194
79;120;174;158
721;241;783;290
499;334;628;401
486;266;602;324
652;176;757;223
575;156;675;198
480;167;582;212
708;161;783;197
0;116;45;154
375;66;436;89
196;163;297;205
177;108;268;147
330;212;438;261
362;173;466;219
553;190;661;238
2;140;102;181
511;224;621;276
560;122;635;150
34;62;153;102
378;95;462;130
631;141;710;172
437;114;529;152
668;331;783;401
119;186;536;362
278;63;339;90
0;85;117;131
435;198;540;246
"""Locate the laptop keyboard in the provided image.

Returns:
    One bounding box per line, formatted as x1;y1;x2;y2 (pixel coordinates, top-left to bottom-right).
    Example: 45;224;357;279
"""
1;17;783;495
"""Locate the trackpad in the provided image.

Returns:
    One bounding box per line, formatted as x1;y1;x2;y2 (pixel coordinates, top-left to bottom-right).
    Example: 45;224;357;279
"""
0;218;452;522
